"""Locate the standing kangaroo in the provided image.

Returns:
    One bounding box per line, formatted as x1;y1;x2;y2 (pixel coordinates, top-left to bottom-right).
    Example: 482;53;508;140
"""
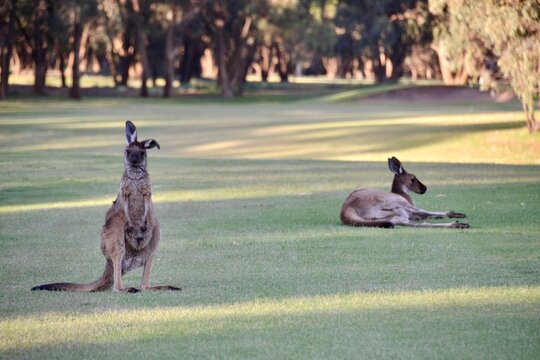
32;121;181;293
340;157;470;229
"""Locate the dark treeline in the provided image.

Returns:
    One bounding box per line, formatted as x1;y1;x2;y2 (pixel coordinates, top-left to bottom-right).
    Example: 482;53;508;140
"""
0;1;538;130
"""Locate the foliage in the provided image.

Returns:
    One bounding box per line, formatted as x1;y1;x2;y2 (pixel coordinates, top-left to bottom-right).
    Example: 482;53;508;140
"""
334;0;432;82
1;0;539;134
430;0;540;132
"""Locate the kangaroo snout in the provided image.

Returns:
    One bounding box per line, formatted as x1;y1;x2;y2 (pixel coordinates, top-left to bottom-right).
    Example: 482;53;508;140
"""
126;149;144;167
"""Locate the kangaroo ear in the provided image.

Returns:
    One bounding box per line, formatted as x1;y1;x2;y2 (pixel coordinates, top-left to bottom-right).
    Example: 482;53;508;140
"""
388;156;404;175
125;121;137;145
142;139;160;150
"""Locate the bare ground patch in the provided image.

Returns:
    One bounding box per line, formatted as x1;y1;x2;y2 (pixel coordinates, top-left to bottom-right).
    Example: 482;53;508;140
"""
359;85;515;103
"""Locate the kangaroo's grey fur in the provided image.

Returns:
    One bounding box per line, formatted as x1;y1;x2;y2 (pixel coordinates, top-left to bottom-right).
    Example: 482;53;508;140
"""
32;121;181;293
340;157;470;229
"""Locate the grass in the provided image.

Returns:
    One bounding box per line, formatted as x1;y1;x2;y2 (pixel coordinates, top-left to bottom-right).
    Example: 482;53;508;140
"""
0;85;539;359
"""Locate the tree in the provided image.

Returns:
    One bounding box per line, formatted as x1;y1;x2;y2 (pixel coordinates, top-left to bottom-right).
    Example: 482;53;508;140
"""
13;0;54;95
69;1;98;99
202;0;266;98
431;0;540;132
130;0;151;97
334;0;431;83
99;0;133;87
262;1;306;82
300;0;338;78
430;0;483;85
32;0;50;94
162;0;200;98
162;1;179;98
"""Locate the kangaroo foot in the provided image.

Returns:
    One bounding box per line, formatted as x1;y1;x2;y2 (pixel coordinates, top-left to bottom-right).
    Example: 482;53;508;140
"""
448;211;466;218
143;285;182;291
115;287;140;293
450;221;470;229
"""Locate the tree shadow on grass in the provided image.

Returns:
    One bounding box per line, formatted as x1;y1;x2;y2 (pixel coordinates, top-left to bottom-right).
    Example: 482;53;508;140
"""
2;159;539;323
4;287;540;359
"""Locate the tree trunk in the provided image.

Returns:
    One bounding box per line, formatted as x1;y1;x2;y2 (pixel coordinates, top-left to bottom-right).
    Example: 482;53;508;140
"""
523;101;539;133
273;41;289;83
34;59;47;94
259;45;272;82
69;20;82;99
105;47;119;86
59;55;67;88
180;35;195;84
338;56;354;79
33;1;48;95
131;0;151;97
119;52;132;86
102;6;120;86
389;52;405;83
163;3;176;98
322;57;338;79
231;39;256;96
179;34;205;83
432;43;468;86
356;56;367;80
0;1;15;100
214;15;233;98
78;24;91;72
372;55;386;83
228;17;256;96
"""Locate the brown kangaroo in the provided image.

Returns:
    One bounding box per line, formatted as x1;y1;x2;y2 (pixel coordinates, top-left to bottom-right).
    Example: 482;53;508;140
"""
32;121;181;293
340;157;470;229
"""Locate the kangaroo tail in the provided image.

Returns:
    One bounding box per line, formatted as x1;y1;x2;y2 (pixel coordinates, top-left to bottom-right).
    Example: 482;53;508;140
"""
341;208;395;228
32;261;113;292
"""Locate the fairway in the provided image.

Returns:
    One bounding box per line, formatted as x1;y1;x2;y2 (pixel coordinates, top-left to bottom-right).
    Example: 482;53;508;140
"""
1;93;540;358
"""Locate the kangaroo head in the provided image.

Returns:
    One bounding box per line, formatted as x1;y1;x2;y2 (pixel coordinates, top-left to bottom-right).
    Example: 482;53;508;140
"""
388;156;426;194
124;121;160;168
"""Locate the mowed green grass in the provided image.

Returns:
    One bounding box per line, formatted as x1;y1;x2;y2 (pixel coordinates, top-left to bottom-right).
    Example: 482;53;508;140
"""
0;92;539;359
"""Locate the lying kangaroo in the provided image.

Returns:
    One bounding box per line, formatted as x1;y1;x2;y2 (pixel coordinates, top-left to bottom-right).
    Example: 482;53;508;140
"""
340;157;469;229
32;121;181;293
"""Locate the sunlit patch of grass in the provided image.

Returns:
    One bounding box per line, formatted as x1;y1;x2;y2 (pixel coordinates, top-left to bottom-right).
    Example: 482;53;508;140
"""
2;98;536;164
0;185;331;214
2;286;538;353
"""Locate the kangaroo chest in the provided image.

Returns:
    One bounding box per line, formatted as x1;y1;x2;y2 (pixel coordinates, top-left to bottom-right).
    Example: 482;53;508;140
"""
120;174;156;252
122;179;151;223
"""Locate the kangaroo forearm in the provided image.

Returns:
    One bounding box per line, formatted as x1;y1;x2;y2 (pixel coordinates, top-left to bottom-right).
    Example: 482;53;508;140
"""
142;197;149;224
141;184;151;225
122;198;133;226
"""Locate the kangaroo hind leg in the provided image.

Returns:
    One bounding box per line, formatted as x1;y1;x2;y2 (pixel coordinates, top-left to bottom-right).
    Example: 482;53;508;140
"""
407;205;466;220
101;216;138;293
139;227;181;292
